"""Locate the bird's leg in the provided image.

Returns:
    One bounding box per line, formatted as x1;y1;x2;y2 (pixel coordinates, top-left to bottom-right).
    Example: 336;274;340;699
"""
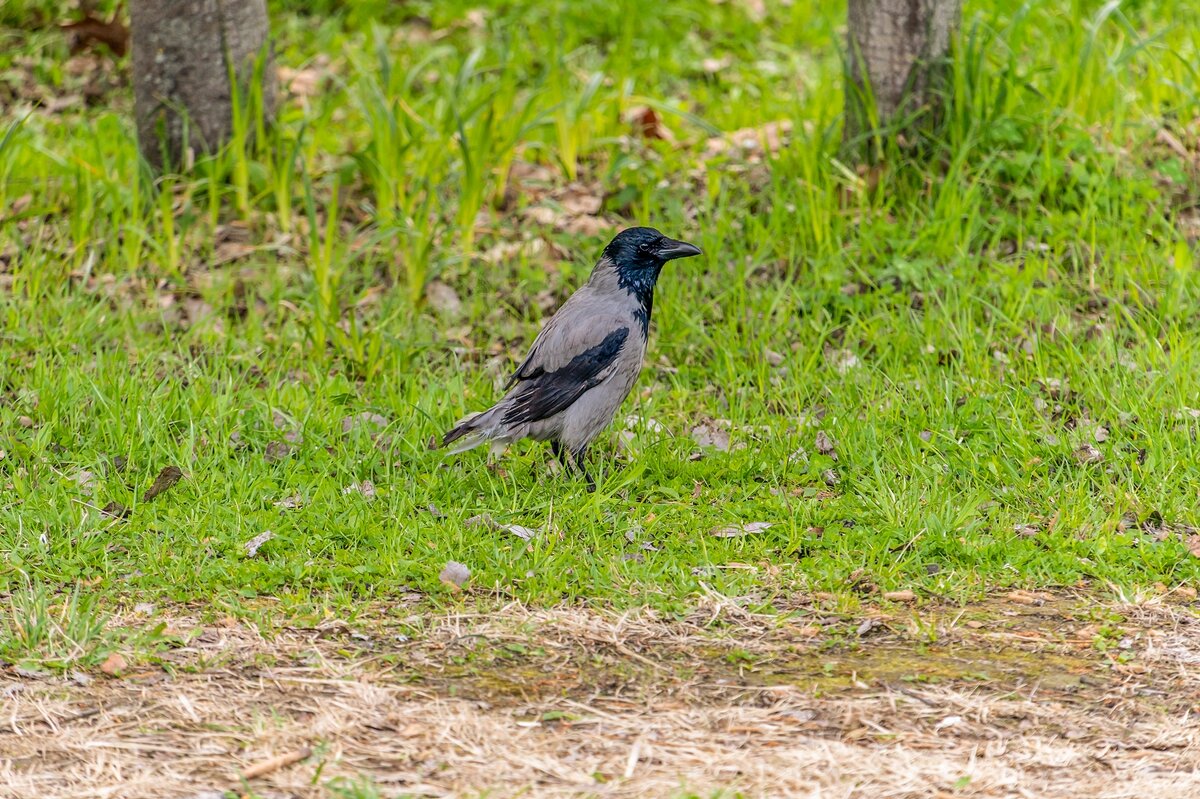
550;440;567;468
572;447;596;493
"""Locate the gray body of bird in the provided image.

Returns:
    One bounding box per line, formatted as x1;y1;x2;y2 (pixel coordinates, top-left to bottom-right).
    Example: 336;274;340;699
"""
441;227;702;488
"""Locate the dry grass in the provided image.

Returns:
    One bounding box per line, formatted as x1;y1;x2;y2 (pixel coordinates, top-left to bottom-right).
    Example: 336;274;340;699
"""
4;592;1200;798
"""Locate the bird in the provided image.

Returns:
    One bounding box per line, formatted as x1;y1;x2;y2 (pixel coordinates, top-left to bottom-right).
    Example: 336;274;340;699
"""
440;227;702;491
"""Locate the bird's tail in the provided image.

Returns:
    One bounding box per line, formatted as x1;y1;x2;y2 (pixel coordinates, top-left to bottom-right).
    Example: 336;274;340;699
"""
440;409;495;454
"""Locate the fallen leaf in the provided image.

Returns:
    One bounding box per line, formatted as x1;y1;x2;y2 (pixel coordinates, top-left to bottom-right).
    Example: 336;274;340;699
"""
558;185;603;216
692;420;731;451
763;348;785;367
822;469;840;487
343;480;377;500
815;430;837;457
1014;523;1041;538
626;105;674;142
425;280;463;316
1094;425;1110;443
710;521;773;538
1187;535;1200;559
501;523;537;541
919;430;933;442
99;652;127;676
934;715;963;732
60;13;129;57
705;120;793;159
101;501;129;520
73;469;96;495
825;348;860;374
17;415;34;428
1075;444;1104;464
624;414;665;433
523;206;558;226
701;55;733;75
274;495;304;510
1006;589;1046;606
240;747;313;780
856;618;880;636
142;466;183;502
277;65;323;97
563;213;612;236
264;441;293;462
244;530;275;557
465;513;497;529
439;560;470;588
882;590;916;602
1156;127;1192;162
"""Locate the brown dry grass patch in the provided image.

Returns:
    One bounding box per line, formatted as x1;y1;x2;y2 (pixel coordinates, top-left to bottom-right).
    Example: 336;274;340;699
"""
3;591;1200;798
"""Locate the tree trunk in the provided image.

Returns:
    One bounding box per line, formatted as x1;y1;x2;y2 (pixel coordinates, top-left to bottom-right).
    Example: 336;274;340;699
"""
844;0;960;146
131;0;274;171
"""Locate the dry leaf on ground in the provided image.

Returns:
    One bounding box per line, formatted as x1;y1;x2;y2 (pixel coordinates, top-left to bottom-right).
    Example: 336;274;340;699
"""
692;420;731;451
274;495;304;510
264;441;293;462
501;524;538;541
425;280;463;316
277;58;330;98
73;469;96;495
244;531;275;558
343;480;376;500
142;466;183;502
710;522;773;538
705;120;793;159
826;348;861;374
626;106;674;142
439;561;470;588
98;652;126;676
60;13;129;57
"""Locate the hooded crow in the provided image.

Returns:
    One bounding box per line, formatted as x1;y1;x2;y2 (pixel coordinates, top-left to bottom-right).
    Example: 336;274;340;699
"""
441;227;702;490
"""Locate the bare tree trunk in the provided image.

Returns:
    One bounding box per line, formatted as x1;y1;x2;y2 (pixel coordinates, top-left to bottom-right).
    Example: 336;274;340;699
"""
131;0;274;171
844;0;960;146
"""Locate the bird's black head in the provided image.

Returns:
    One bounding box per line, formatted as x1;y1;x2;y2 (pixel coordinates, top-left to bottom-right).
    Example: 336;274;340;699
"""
599;227;701;334
602;227;703;276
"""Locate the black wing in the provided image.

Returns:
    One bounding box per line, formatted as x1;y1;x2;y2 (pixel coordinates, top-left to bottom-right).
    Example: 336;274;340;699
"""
502;327;628;426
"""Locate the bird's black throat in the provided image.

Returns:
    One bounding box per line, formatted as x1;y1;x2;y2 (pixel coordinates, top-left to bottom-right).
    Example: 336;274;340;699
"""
616;265;660;335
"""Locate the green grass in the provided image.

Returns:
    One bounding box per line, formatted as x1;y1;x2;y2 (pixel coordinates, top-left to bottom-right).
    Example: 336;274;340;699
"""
1;0;1199;621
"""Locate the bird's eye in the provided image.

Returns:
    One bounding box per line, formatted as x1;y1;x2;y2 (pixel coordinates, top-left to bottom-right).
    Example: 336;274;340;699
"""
637;242;652;254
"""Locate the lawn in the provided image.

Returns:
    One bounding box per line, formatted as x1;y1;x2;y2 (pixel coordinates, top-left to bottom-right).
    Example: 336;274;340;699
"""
4;0;1200;623
1;0;1200;660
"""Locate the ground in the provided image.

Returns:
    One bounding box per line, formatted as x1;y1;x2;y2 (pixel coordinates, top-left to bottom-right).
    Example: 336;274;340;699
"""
2;0;1200;796
5;590;1200;798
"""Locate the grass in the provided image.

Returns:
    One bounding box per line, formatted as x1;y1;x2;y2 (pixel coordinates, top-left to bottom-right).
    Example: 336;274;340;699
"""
0;0;1198;624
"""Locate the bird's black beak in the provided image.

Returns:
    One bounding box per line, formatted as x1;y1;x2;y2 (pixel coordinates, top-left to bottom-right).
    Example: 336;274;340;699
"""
655;237;702;261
